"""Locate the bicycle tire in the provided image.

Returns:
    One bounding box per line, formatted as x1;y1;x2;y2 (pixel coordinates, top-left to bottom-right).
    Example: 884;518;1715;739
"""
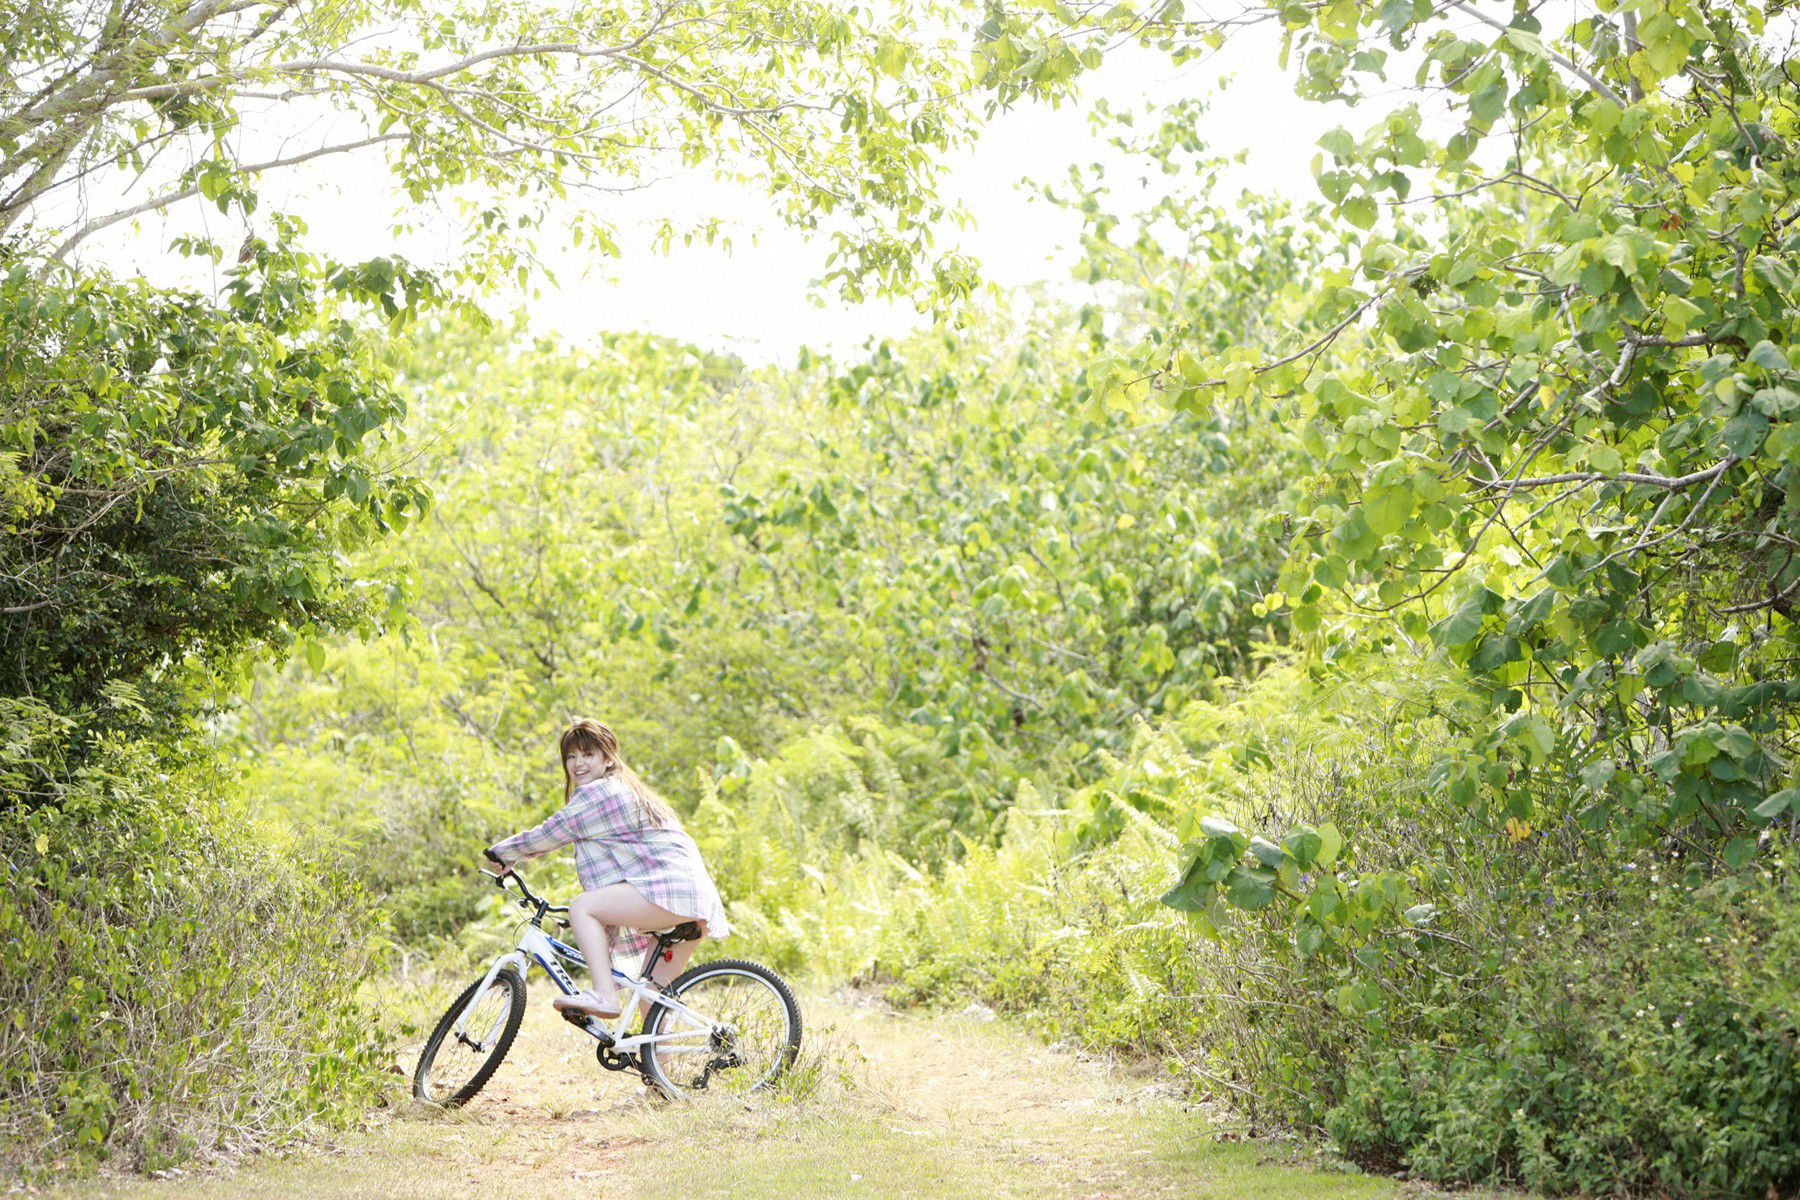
641;958;801;1096
412;964;526;1106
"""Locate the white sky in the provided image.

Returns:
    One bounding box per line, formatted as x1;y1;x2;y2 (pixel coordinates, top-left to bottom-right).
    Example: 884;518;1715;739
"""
531;27;1337;363
68;24;1340;366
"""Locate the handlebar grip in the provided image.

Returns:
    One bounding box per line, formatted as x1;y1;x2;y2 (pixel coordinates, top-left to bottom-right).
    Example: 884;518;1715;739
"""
483;847;504;864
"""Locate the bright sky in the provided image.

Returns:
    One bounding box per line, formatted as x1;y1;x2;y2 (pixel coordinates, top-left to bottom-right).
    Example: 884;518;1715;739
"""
529;25;1337;363
69;24;1339;366
530;24;1337;363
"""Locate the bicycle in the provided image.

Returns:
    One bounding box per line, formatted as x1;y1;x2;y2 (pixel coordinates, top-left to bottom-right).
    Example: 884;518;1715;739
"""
411;862;802;1106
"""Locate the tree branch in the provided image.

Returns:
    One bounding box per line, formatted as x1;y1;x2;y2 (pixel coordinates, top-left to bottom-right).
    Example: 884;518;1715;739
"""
51;132;410;259
1472;459;1736;494
1443;0;1626;107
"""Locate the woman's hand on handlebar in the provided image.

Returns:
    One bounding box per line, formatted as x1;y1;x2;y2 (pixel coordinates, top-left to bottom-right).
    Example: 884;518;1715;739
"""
483;848;511;877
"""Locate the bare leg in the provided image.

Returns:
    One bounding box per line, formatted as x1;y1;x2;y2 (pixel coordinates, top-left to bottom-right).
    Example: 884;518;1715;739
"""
638;939;698;1018
650;940;697;988
565;884;688;1012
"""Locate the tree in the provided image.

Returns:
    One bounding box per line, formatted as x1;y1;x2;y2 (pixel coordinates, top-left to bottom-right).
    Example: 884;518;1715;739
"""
1;0;989;769
974;1;1800;874
3;0;977;299
0;238;434;761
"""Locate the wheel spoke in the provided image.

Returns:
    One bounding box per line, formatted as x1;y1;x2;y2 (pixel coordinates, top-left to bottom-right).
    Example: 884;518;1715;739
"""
414;969;524;1106
647;967;798;1095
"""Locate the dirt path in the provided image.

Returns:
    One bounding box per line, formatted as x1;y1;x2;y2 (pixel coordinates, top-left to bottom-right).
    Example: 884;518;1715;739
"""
52;993;1404;1200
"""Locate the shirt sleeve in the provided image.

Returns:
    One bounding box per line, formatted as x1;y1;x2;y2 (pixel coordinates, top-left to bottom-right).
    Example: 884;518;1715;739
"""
487;780;638;864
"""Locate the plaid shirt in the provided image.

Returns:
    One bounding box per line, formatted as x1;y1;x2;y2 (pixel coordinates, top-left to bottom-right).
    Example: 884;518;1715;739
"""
488;776;730;959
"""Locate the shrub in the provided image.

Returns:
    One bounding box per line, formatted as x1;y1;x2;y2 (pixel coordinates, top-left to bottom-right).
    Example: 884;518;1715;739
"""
0;719;392;1177
1326;860;1800;1197
705;656;1800;1196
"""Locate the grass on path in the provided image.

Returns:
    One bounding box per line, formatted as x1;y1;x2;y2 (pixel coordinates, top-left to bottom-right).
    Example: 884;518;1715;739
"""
49;991;1425;1200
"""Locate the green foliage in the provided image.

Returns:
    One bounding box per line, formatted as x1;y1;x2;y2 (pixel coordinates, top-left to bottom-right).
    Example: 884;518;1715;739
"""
3;1;981;303
1325;864;1800;1196
1261;0;1800;850
0;709;391;1176
707;656;1800;1196
26;4;1789;1192
234;301;1294;932
753;317;1293;768
0;250;428;758
689;716;1014;973
976;0;1800;877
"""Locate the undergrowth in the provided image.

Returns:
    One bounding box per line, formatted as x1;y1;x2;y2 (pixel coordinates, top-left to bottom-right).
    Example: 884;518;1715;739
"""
697;656;1800;1198
0;712;392;1179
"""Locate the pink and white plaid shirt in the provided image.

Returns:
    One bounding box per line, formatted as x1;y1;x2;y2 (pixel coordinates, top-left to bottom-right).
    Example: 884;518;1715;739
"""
487;776;730;960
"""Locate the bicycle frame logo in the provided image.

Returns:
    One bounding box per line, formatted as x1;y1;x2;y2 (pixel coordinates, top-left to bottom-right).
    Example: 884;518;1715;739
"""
460;923;720;1060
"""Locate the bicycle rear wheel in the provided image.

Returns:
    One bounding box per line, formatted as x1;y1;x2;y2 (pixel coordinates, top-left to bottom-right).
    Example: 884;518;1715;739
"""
641;959;801;1096
412;964;526;1106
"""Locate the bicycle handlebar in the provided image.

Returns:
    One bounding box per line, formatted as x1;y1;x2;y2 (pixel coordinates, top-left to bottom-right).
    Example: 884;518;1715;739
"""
480;861;568;918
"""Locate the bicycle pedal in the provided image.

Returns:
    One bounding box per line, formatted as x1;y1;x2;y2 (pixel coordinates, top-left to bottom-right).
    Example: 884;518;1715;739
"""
559;1007;615;1045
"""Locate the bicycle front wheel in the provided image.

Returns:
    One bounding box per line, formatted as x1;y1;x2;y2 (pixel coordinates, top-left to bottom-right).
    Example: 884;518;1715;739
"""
641;959;801;1096
412;964;526;1106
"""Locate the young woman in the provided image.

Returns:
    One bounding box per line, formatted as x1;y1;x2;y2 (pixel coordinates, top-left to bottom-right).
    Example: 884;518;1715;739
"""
485;719;730;1019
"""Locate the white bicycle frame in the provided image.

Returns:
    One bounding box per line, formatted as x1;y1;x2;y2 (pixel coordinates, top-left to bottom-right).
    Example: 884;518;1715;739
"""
456;922;721;1059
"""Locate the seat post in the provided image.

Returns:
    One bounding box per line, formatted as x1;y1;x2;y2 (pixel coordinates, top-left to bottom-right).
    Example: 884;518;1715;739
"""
641;922;701;982
643;930;677;982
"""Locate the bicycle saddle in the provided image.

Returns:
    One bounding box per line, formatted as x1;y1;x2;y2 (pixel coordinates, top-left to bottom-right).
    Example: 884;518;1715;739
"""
656;921;704;943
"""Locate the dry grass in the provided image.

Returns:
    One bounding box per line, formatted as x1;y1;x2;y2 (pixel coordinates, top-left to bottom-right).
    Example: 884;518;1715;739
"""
39;987;1487;1200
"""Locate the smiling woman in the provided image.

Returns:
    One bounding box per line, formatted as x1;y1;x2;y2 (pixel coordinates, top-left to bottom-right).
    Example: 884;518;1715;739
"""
486;719;731;1020
0;0;997;1183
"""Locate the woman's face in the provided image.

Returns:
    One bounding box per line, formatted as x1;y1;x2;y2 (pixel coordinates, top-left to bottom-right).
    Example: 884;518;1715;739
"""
564;743;606;786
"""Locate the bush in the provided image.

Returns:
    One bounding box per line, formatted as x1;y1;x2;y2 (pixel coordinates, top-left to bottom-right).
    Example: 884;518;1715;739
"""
0;718;392;1178
703;656;1800;1196
1326;861;1800;1197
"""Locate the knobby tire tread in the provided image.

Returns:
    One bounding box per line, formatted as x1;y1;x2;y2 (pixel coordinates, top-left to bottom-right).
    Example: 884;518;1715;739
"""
412;965;526;1107
642;957;802;1096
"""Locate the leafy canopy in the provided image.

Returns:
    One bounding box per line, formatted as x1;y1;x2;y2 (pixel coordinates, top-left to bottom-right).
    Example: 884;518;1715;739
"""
4;0;981;301
971;1;1800;931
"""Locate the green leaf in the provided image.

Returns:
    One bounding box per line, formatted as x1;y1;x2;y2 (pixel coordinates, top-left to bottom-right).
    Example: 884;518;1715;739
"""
1282;825;1324;868
1225;867;1279;911
1315;823;1344;867
1160;856;1218;912
1317;127;1356;158
1751;386;1800;417
1716;727;1759;761
1470;81;1506;124
1198;815;1243;842
1722;411;1767;457
1363;484;1413;536
1580;759;1616;790
1401;902;1437;927
1753;787;1797;820
1721;836;1757;870
1748;340;1790;372
1430;598;1484;646
1506;588;1556;634
1249;836;1289;868
1334;507;1380;558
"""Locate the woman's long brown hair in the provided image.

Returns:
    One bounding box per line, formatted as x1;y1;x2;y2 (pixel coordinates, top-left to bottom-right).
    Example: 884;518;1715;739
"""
559;719;680;829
